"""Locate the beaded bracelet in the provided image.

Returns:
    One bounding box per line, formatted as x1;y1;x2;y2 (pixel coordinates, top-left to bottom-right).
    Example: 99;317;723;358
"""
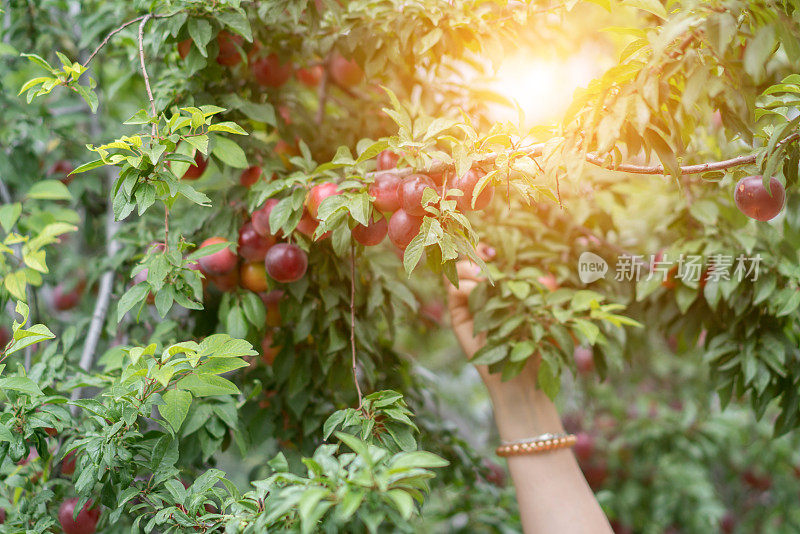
495;433;576;457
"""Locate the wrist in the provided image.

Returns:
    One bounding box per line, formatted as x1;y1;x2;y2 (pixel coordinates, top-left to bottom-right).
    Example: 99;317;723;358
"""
491;389;564;441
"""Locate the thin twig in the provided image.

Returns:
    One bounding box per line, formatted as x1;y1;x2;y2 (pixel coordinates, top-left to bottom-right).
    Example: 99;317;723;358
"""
80;12;176;73
137;14;158;136
349;243;364;409
81;15;148;70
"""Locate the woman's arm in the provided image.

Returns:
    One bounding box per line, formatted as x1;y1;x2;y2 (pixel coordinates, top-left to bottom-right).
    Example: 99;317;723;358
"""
447;254;613;534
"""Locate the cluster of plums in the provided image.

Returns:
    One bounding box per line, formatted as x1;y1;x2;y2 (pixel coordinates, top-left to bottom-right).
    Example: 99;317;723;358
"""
368;150;495;249
178;31;362;90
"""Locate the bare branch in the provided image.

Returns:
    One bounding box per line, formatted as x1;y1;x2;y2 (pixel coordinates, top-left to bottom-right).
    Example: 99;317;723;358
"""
80;12;177;73
81;15;148;70
137;14;157;135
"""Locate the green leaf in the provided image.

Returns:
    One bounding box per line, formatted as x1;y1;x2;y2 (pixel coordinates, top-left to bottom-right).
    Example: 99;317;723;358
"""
70;159;104;175
212;136;248;169
537;356;560;399
124;109;153;125
74;84;98;113
184;134;209;155
195;357;249;375
158;389;193;433
0;203;22;233
622;0;667;19
403;233;425;275
510;341;536;362
386;489;414;519
188;18;213;52
117;283;150;321
6;324;55;356
3;270;27;301
26;180;72;201
389;450;449;470
207;121;248;135
226;306;248;339
21;53;54;72
176;374;240;396
217;11;253;42
471;344;508;365
0;424;15;443
0;376;44;396
241;292;266;326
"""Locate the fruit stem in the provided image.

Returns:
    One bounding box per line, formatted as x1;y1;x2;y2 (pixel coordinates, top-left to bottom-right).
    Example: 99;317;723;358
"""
350;242;364;410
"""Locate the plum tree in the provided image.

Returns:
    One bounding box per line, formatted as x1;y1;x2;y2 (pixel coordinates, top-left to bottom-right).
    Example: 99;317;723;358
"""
7;1;800;532
61;451;77;476
573;432;595;462
265;243;308;283
262;289;283;327
208;268;239;292
573;346;594;375
48;160;74;184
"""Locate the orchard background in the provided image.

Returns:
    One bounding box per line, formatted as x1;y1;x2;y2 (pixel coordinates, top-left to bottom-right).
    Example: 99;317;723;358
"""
2;0;800;532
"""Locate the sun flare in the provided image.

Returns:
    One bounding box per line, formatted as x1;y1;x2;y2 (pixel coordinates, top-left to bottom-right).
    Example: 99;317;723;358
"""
488;50;605;126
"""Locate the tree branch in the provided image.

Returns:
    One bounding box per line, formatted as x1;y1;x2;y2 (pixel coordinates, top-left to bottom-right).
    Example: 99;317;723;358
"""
81;12;176;73
81;15;148;70
137;14;158;135
349;243;364;409
373;133;800;179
